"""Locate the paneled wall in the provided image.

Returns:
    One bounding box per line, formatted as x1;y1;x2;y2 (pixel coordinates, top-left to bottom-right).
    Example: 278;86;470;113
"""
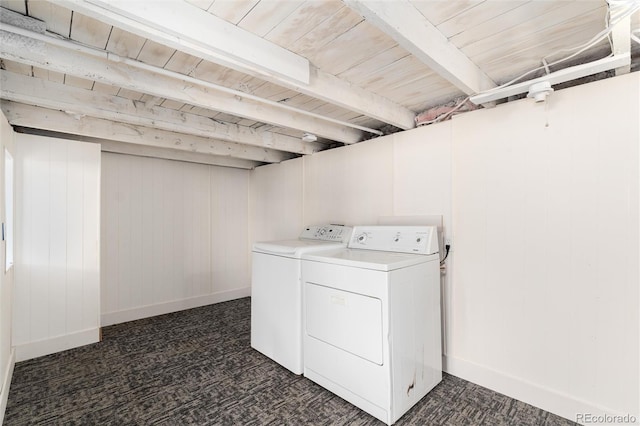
101;153;250;326
392;122;452;227
250;123;454;238
0;111;15;422
14;134;101;361
303;138;394;226
210;166;250;294
250;157;303;243
248;73;640;422
450;73;639;419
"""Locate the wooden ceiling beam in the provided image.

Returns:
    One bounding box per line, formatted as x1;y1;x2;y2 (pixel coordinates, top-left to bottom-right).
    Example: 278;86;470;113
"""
14;127;261;169
344;0;497;95
0;27;363;144
56;0;416;130
97;140;261;170
0;70;325;155
58;0;311;85
1;101;295;164
98;140;261;170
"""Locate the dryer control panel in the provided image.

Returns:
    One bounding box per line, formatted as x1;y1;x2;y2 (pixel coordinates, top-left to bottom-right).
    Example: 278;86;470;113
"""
348;226;438;255
299;225;353;242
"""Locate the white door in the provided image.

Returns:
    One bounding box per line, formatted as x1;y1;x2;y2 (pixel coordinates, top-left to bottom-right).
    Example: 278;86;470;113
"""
305;282;383;365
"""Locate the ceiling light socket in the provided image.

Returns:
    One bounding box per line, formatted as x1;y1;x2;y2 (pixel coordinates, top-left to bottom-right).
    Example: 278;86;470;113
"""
302;133;317;142
527;81;554;103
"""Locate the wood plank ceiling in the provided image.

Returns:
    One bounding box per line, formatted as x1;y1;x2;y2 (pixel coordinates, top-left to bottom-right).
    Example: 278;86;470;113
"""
0;0;638;169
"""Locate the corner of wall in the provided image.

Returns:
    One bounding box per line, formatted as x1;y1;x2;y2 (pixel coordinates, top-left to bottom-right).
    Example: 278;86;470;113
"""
0;348;15;424
442;354;626;423
0;105;16;425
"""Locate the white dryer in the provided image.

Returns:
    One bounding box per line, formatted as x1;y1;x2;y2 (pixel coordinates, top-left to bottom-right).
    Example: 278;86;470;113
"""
251;225;352;375
301;226;442;425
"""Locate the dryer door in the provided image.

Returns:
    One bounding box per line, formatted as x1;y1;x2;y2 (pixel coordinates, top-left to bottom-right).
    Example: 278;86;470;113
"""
305;283;383;365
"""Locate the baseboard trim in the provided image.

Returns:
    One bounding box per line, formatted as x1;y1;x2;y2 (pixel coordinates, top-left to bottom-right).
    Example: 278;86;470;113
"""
15;328;100;362
0;348;15;424
101;287;251;326
443;355;636;424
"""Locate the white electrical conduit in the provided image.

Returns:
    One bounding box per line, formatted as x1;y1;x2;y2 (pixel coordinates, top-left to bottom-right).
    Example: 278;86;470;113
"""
0;23;384;137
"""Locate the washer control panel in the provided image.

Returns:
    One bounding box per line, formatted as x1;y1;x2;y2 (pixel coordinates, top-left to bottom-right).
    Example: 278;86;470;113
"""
299;225;353;242
348;226;438;254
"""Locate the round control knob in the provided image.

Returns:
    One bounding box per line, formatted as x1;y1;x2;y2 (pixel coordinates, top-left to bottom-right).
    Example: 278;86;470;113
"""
416;237;422;243
356;233;367;244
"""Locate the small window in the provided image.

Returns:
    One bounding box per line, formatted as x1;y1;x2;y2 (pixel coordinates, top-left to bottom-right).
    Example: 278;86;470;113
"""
5;149;13;272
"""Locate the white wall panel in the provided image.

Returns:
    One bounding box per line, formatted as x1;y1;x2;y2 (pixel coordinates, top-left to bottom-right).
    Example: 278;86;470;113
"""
250;157;303;244
211;166;250;293
101;154;249;325
14;134;101;361
66;146;84;333
100;154;118;315
193;165;212;297
393;122;452;228
304;138;393;226
139;158;155;305
48;140;67;339
392;123;453;355
451;72;639;420
23;136;50;343
0;110;16;422
82;145;101;329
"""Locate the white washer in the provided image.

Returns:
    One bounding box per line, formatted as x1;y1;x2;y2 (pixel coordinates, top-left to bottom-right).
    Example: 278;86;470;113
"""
301;226;442;425
251;225;353;375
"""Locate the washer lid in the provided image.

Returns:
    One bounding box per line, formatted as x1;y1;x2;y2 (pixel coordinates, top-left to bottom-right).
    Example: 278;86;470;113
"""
253;239;348;258
302;248;439;271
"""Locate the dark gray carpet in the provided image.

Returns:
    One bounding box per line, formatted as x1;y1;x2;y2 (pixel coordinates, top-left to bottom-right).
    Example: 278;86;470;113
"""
4;298;577;425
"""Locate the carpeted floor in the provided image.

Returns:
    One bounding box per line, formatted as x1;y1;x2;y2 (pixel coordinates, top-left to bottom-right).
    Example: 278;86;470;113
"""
5;298;577;425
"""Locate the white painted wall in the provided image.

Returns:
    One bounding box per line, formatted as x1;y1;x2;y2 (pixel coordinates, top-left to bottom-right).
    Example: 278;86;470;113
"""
101;153;250;326
303;138;394;226
250;123;453;234
391;123;454;355
0;110;15;423
13;134;101;362
449;73;639;421
392;122;452;228
248;73;639;422
211;165;250;294
250;157;304;243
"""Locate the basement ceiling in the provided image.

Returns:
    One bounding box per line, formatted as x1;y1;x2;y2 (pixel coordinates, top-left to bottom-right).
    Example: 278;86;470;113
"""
1;0;639;169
